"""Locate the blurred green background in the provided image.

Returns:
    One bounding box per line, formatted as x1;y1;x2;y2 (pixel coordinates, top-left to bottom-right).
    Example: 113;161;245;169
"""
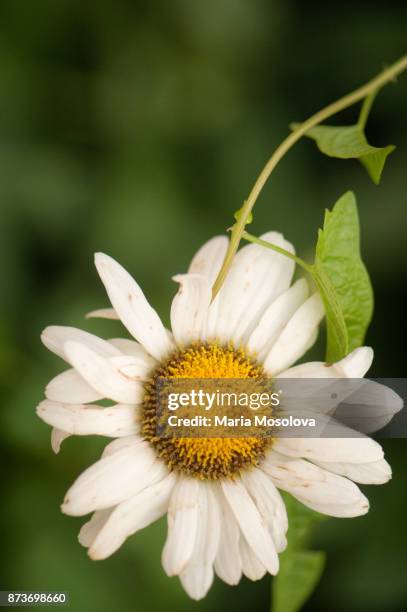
0;1;406;611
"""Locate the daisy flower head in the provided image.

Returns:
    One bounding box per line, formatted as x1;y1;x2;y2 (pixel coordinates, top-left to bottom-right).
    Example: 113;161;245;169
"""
37;232;391;600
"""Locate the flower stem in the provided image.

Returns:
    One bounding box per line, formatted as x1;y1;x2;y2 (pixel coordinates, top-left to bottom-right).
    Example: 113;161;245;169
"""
358;89;378;129
242;231;313;272
211;54;407;299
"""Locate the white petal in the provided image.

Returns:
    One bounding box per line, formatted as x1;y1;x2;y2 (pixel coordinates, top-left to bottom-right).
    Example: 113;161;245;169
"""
262;451;369;517
278;346;374;379
303;328;318;354
336;347;374;377
263;293;324;376
214;488;242;585
108;338;157;366
188;235;229;285
41;325;120;363
64;342;144;404
51;428;71;453
276;361;340;379
62;441;167;515
46;368;103;404
247;279;309;359
78;508;113;547
239;537;267;581
180;485;220;600
102;435;143;457
313;458;391;485
271;434;383;464
170;274;211;346
335;379;403;434
94;253;173;361
37;400;139;437
275;382;364;423
215;232;295;344
285;490;370;518
86;308;119;320
88;473;176;559
112;354;154;382
188;237;229;342
221;478;279;575
300;495;369;517
241;469;288;553
205;293;222;341
162;478;201;576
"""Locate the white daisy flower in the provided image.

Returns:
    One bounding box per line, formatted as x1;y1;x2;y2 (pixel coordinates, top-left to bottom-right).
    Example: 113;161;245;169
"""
37;232;391;600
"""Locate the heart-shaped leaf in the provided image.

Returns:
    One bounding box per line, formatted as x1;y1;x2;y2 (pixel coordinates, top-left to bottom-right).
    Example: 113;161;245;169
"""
291;91;395;185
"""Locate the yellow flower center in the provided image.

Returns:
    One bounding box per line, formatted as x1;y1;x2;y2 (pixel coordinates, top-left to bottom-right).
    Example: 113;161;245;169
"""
142;343;272;479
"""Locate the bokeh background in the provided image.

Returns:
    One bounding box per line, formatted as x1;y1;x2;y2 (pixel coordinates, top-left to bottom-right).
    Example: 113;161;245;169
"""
0;1;406;611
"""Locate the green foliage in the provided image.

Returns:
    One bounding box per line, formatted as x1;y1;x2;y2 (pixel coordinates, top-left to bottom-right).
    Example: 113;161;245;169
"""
252;196;375;611
295;123;395;184
291;92;395;184
313;191;374;361
359;144;395;184
312;262;349;363
272;495;326;612
271;195;374;612
243;192;374;364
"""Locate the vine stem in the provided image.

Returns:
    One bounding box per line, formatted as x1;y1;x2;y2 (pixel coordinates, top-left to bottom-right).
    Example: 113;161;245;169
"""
242;231;313;272
211;54;407;299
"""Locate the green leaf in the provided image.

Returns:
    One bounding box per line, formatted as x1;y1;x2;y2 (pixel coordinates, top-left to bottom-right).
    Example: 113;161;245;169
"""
312;262;349;363
273;550;326;612
272;495;326;612
291;123;395;184
282;493;326;549
313;191;373;361
359;145;395;184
